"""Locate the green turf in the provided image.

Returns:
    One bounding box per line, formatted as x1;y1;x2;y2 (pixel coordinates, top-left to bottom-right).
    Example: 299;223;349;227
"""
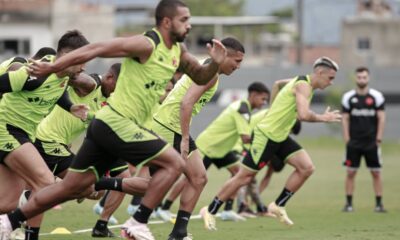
39;137;400;239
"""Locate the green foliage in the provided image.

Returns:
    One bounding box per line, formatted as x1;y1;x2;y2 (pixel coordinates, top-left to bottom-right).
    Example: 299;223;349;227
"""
271;6;293;19
184;0;245;16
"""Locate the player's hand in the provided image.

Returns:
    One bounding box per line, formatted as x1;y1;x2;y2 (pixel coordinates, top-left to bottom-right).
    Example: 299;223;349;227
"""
180;138;189;161
207;39;227;65
71;104;89;121
323;106;342;122
27;59;56;77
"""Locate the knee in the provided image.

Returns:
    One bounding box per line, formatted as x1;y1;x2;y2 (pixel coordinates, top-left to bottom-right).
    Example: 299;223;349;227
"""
300;164;315;177
189;172;208;189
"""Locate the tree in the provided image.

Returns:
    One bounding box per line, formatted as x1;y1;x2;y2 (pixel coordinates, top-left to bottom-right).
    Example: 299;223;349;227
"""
184;0;244;16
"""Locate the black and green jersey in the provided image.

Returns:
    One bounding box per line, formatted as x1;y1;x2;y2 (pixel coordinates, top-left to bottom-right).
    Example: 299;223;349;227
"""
257;75;313;142
0;55;69;140
36;82;105;145
99;28;181;129
0;56;27;75
153;67;219;134
196;99;252;158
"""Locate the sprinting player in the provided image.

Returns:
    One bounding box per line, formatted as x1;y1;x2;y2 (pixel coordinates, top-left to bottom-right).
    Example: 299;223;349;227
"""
152;37;244;239
0;1;227;239
0;30;89;240
0;47;56;100
159;82;269;223
32;64;129;238
341;66;386;213
201;57;341;230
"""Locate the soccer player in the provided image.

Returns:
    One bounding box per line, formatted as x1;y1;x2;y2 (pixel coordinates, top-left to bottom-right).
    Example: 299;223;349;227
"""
201;57;341;230
341;66;386;212
32;64;129;237
0;1;227;239
151;37;245;239
0;30;89;240
159;82;269;223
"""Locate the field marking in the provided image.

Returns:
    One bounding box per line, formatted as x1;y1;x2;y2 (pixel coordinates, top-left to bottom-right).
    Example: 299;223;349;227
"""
40;214;205;236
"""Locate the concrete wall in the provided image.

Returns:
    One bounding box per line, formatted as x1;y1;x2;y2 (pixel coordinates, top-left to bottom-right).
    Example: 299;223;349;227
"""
342;17;400;68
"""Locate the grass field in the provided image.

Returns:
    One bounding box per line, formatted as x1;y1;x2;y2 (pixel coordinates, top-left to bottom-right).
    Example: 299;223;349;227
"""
39;137;400;239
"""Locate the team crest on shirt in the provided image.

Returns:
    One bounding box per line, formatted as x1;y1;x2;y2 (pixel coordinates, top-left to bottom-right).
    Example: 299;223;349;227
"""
172;57;178;67
365;97;374;106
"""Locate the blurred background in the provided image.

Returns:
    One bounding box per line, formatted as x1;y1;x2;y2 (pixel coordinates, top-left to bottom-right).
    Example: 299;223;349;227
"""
1;0;399;140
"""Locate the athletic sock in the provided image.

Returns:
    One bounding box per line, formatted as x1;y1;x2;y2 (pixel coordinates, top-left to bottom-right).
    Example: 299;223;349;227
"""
99;190;110;208
7;209;27;230
169;210;191;238
376;196;382;206
131;195;142;205
346;195;353;206
208;197;224;215
94;219;108;230
24;226;40;240
162;199;173;210
224;199;234;211
94;178;123;192
256;204;267;213
133;204;153;223
275;188;294;207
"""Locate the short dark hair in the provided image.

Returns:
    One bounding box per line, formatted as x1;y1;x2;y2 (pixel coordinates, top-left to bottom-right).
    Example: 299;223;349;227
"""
248;82;270;94
109;63;121;79
32;47;56;60
221;37;245;54
57;30;89;52
155;0;187;26
355;66;369;74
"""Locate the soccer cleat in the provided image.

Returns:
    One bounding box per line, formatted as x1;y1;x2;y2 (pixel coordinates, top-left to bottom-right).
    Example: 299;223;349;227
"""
199;206;217;231
127;204;138;216
93;202;119;225
121;217;154;240
0;214;12;240
374;205;387;213
342;205;354;212
167;233;193;240
156;209;173;222
220;210;246;222
92;227;116;238
10;228;25;240
268;202;294;226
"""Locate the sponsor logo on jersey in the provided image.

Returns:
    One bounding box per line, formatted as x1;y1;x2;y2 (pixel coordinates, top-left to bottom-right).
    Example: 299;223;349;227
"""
351;108;376;116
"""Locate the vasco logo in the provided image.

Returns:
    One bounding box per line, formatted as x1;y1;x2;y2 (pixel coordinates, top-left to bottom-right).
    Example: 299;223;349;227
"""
27;96;59;106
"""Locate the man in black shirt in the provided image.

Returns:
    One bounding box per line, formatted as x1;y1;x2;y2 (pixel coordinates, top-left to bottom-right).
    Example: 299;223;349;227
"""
341;66;386;212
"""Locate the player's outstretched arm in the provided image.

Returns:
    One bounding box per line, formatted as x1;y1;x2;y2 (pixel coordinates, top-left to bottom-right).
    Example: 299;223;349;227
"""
28;35;153;77
179;39;226;85
295;82;342;123
180;77;218;160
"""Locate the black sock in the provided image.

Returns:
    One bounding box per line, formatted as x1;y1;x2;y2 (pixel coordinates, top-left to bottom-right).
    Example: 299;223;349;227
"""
346;195;353;206
25;226;40;240
208;197;224;214
256;204;267;213
99;191;110;207
376;196;382;206
238;202;246;213
275;188;294;207
95;178;123;192
169;210;191;238
131;195;142;205
7;209;27;230
162;199;173;210
133;204;153;224
224;199;234;211
94;219;108;230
